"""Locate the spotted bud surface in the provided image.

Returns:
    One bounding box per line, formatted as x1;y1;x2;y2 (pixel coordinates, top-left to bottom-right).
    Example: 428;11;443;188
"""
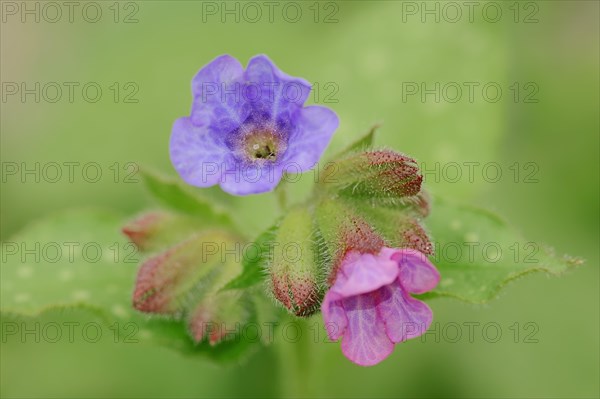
351;206;434;256
316;200;386;284
319;149;422;199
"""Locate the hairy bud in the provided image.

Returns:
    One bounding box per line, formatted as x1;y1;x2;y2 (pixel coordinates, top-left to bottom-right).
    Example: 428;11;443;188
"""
320;149;422;199
122;210;203;252
132;230;241;315
316;199;433;286
269;207;322;317
187;290;250;345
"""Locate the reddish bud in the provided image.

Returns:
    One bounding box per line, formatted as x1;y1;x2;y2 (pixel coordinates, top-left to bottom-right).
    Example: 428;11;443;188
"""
316;200;386;285
187;291;249;345
132;230;241;315
122;211;203;252
122;211;170;250
398;218;433;255
316;199;433;287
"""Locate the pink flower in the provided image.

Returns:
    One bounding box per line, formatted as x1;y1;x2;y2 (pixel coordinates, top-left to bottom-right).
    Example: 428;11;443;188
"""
322;248;440;366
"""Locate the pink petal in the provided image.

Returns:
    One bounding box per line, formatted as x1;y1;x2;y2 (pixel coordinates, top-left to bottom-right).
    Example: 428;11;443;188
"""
391;249;440;294
377;281;433;343
331;250;399;298
321;291;348;341
340;293;395;366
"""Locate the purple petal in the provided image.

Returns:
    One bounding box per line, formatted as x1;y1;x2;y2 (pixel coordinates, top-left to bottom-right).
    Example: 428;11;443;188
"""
218;160;283;195
391;249;440;294
244;55;311;121
340;294;394;366
190;55;250;133
169;117;227;187
283;106;339;171
331;250;399;298
192;55;244;98
321;291;348;341
377;281;433;343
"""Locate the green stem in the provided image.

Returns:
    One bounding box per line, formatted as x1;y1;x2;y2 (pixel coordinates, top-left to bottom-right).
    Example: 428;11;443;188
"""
275;178;288;212
277;316;314;398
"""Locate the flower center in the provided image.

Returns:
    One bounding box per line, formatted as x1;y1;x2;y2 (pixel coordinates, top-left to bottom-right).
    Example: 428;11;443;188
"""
239;129;287;164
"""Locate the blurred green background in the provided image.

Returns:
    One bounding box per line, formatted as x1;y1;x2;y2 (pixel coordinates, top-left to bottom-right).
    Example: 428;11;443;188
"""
1;1;598;398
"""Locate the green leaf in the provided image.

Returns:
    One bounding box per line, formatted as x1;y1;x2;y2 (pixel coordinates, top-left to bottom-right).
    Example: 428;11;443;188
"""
0;209;137;318
335;123;380;157
222;225;278;291
422;198;583;303
140;168;234;227
0;209;266;363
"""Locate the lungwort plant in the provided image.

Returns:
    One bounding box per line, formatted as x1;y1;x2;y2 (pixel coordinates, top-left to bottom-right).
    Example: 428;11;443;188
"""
0;54;582;367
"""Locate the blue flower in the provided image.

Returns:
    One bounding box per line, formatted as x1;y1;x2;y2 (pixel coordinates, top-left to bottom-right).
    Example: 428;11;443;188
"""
170;54;339;195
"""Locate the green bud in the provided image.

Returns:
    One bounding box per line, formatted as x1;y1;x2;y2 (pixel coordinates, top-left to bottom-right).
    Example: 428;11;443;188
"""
269;207;322;317
351;205;434;256
319;149;422;199
122;210;205;253
132;230;242;315
316;199;386;284
187;290;251;345
315;198;433;285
